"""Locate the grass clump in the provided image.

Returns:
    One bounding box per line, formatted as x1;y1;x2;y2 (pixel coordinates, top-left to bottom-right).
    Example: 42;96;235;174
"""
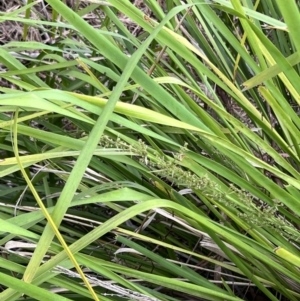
0;0;300;300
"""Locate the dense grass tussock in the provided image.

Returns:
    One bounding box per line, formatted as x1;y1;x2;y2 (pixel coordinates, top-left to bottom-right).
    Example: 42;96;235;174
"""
0;0;300;300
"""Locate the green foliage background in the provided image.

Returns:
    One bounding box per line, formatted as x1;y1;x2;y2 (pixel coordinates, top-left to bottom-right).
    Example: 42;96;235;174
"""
0;0;300;300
